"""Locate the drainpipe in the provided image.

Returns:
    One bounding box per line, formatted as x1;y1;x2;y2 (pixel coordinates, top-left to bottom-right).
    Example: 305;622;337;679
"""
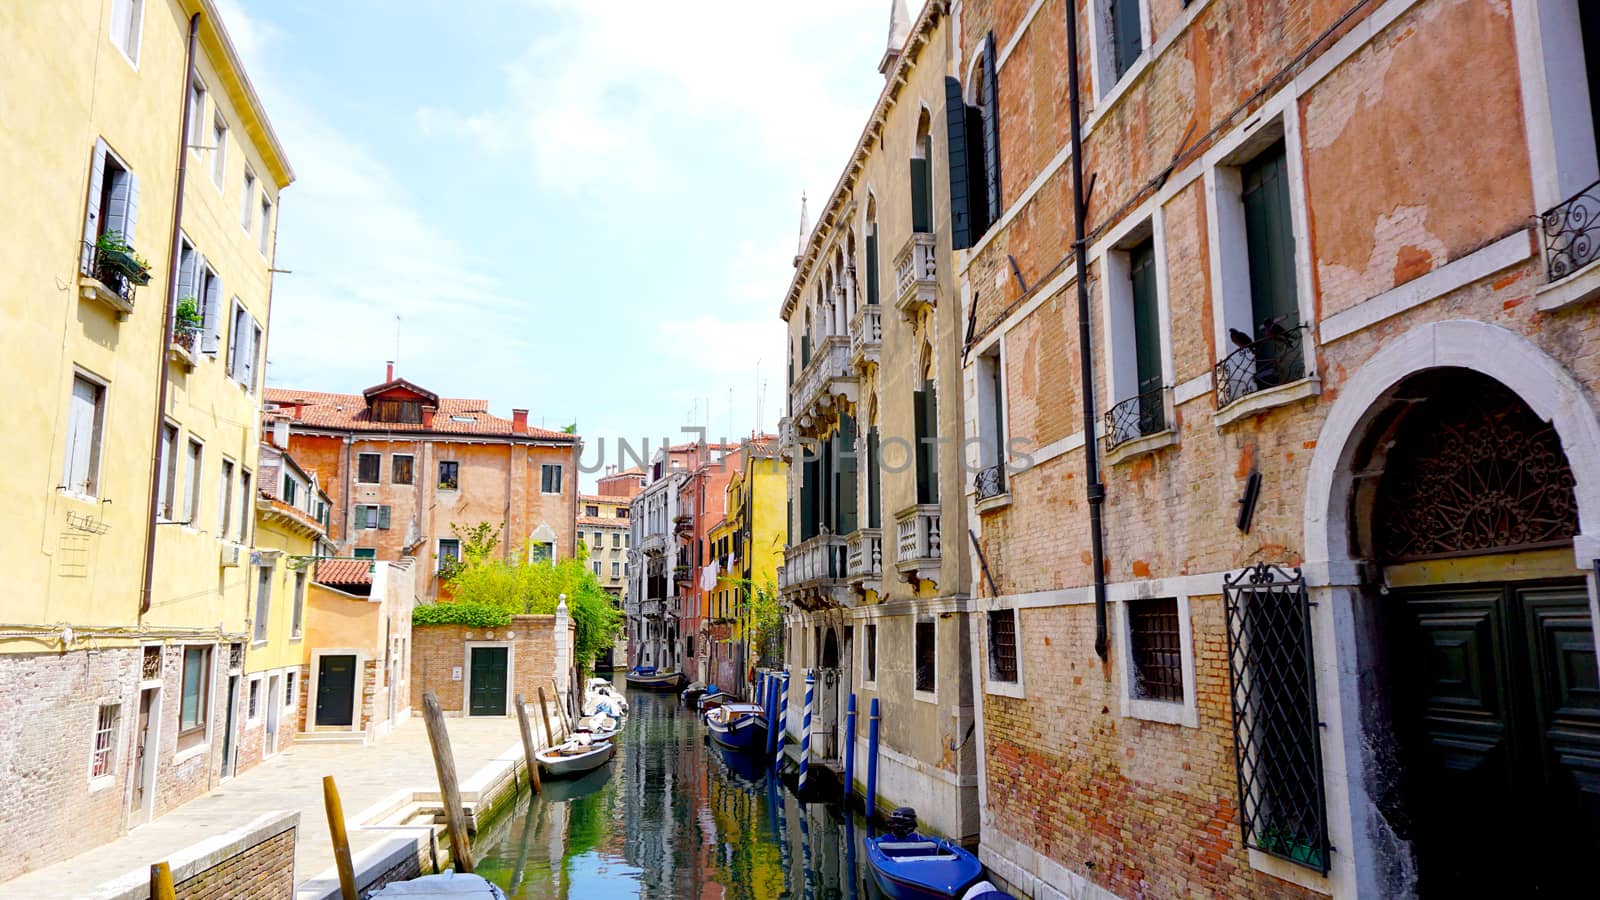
1065;0;1110;659
140;12;201;615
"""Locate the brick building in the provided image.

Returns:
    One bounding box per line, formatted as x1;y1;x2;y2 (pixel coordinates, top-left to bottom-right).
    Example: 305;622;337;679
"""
263;367;581;601
945;0;1600;897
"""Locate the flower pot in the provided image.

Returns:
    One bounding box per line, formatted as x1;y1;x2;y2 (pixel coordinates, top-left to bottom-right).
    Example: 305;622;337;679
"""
99;246;151;285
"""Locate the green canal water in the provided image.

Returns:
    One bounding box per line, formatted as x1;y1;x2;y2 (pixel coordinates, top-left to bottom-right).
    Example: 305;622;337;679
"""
469;686;876;899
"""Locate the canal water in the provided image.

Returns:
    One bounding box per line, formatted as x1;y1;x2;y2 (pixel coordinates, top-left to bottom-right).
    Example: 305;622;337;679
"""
470;685;876;899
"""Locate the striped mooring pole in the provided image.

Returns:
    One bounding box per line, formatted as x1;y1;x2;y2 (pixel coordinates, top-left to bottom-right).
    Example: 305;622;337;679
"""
799;670;815;793
765;675;780;758
865;697;881;822
775;670;790;769
843;693;857;807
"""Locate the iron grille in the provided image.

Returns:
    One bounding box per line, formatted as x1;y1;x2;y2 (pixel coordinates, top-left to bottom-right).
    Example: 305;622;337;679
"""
141;645;162;681
974;463;1007;500
80;240;142;305
1215;324;1308;408
1128;597;1182;702
988;609;1018;682
1223;563;1330;874
91;704;118;778
1105;388;1167;451
229;642;244;671
1541;177;1600;280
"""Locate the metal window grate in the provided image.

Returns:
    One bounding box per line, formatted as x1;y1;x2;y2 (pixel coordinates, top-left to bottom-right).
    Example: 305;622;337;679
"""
1223;563;1331;874
248;679;260;719
229;642;244;671
141;645;162;681
91;704;117;777
1128;597;1182;701
988;610;1018;682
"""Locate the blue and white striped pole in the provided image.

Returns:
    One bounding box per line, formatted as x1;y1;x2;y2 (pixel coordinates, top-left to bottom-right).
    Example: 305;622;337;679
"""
775;671;790;769
766;675;780;758
799;669;814;793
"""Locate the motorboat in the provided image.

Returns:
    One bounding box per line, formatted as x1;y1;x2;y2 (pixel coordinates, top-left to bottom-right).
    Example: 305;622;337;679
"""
696;685;733;714
368;871;507;897
536;733;615;778
584;677;628;714
864;808;999;900
704;702;767;753
624;665;685;691
680;681;708;706
575;711;621;741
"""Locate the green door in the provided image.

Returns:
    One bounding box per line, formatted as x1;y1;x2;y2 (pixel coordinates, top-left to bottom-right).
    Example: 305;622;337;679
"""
469;646;509;716
315;655;357;727
1395;581;1599;895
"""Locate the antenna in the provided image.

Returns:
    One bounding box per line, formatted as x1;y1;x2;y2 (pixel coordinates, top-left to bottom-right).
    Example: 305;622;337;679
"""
394;315;401;371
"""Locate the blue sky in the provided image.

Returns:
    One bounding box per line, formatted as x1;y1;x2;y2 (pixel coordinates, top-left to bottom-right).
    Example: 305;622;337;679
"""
225;0;922;489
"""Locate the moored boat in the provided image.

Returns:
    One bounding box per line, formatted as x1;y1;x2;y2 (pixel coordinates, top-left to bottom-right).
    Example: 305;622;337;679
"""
864;808;998;900
368;871;507;897
536;734;615;778
705;702;767;753
625;665;685;691
697;687;733;714
584;677;628;714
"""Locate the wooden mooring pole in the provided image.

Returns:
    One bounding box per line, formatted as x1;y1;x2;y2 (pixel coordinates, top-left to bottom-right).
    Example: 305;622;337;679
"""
421;691;475;874
514;693;543;795
322;775;358;899
149;861;176;900
538;686;560;747
551;678;573;734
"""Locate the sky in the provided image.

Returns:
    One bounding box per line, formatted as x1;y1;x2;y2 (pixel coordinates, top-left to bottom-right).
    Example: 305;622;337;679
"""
225;0;924;490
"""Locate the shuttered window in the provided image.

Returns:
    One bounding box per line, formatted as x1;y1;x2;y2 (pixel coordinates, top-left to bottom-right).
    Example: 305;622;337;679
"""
110;0;144;62
800;451;819;541
1110;0;1143;81
541;464;563;494
63;374;106;496
866;428;882;529
253;564;272;643
914;383;939;505
201;271;223;355
865;228;880;305
238;470;252;541
183;438;202;522
910;144;932;234
82;140;139;271
219;458;235;538
241;168;256;230
157;423;178;520
837;415;858;534
1241;141;1300;332
945;75;990;249
357;453;381;484
980;32;1002;226
392;454;414;485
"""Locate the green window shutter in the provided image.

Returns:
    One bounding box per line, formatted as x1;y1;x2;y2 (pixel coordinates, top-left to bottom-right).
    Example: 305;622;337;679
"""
801;333;811;367
838;415;858;534
915;386;940;505
1130;239;1162;397
354;505;368;529
945;77;974;250
981;31;1003;225
801;454;819;540
377;506;391;529
910;157;931;234
866;428;882;529
865;234;880;305
1241;142;1300;332
1111;0;1142;80
819;434;835;533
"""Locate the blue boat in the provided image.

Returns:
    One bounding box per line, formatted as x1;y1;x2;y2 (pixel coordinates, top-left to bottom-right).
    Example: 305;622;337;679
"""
705;702;767;753
624;665;684;691
865;808;994;900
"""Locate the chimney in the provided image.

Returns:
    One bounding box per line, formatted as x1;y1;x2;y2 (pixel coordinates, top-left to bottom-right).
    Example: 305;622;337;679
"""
385;360;394;382
292;398;306;420
512;409;529;435
272;419;290;448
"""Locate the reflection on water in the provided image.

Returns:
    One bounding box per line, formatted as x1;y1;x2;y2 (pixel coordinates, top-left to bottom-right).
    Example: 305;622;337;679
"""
471;686;871;899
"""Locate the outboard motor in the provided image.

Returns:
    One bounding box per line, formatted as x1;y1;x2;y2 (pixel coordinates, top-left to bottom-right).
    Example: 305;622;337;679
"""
887;807;919;840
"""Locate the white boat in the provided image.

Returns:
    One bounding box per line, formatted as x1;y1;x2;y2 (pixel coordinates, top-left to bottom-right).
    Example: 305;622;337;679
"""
536;734;615;778
584;678;628;716
575;711;621;741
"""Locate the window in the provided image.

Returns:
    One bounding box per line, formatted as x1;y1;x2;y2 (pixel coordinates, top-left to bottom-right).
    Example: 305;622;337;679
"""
179;646;211;739
616;508;628;518
353;505;390;530
259;197;273;255
241;168;256;230
910;121;934;234
1127;597;1183;702
541;464;563;494
209;113;227;186
219;458;235;538
357;453;381;484
109;0;143;62
227;300;259;387
586;504;600;517
530;542;554;565
612;561;621;577
612;532;621;548
1097;0;1144;88
187;76;207;149
915;619;936;693
247;678;260;719
1240;142;1300;335
978;33;1003;228
864;623;878;682
254;564;272;643
988;610;1019;682
913;381;939;504
285;672;296;707
157;423;178;520
438;460;459;490
593;561;602;575
437;539;461;572
353;548;376;560
391;454;414;485
1105;230;1168;448
90;703;119;779
282;474;297;506
372;399;422;423
199;269;224;357
183;438;202;522
291;571;306;638
62;374;106;497
238;470;252;541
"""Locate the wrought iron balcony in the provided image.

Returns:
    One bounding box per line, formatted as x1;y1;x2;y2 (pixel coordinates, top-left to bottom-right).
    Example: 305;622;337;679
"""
672;564;692;585
78;240;142;317
168;323;200;370
846;528;882;591
779;533;852;609
1105;387;1168;450
974;464;1006;501
788;335;857;429
894;505;942;586
1215;324;1309;409
849;304;882;370
1541;178;1600;281
894;232;938;320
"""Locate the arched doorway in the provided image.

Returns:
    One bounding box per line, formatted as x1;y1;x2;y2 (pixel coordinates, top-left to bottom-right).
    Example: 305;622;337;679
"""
821;627;840;668
1346;368;1595;895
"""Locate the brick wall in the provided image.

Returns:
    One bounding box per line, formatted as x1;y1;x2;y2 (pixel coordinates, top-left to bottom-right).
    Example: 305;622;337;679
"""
411;615;571;714
171;824;296;899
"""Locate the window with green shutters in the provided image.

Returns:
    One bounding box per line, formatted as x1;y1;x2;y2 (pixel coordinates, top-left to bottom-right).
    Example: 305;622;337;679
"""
837;416;858;535
1241;141;1300;333
910;133;933;234
865;224;880;305
353;504;390;530
1130;238;1165;432
800;451;819;541
914;383;940;505
541;464;562;494
980;32;1002;225
866;428;881;529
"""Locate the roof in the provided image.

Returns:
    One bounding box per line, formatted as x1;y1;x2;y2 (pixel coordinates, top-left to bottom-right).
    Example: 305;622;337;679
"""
315;559;373;587
264;388;577;441
581;494;629;505
196;1;293;187
362;378;439;404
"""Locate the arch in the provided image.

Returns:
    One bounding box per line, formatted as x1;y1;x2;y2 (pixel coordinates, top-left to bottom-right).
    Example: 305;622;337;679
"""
1304;319;1600;571
821;627;840;668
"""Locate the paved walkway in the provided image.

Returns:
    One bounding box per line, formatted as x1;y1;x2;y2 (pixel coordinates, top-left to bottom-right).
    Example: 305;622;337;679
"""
0;717;523;900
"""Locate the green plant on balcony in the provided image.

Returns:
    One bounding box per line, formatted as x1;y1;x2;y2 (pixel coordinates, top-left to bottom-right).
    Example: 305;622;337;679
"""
175;296;203;331
94;231;151;285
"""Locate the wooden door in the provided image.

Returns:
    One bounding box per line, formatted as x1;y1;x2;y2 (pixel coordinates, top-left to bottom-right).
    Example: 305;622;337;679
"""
132;689;154;815
469;647;509;716
1395;581;1600;895
315;655;357;727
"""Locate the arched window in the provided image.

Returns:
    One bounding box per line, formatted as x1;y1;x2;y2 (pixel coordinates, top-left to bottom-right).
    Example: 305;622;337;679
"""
864;197;880;306
911;110;933;234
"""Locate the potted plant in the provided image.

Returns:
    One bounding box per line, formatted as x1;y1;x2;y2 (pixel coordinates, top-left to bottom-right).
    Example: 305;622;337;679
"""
172;296;202;353
94;232;151;285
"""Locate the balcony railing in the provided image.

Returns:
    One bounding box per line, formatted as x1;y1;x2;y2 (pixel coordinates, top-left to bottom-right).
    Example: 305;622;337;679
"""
894;505;942;584
974;464;1006;501
1541;178;1600;281
779;534;852;608
789;335;855;423
1105;387;1168;450
894;232;938;318
1215;324;1308;409
850;304;882;369
846;528;882;584
79;240;144;313
673;564;692;585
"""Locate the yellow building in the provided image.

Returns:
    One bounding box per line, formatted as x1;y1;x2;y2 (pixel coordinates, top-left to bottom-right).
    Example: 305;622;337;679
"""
705;435;787;689
0;0;291;876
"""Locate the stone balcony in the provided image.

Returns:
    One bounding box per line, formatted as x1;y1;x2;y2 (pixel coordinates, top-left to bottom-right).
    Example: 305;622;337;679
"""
788;335;857;433
894;232;937;321
849;304;882;371
778;533;852;610
894;504;942;587
846;528;882;594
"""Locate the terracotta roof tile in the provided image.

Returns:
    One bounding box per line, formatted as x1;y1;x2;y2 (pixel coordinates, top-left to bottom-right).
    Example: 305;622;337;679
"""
264;388;577;441
315;558;373;586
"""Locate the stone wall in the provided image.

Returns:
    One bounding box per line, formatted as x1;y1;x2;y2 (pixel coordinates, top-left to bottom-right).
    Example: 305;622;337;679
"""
411;614;573;714
87;811;298;900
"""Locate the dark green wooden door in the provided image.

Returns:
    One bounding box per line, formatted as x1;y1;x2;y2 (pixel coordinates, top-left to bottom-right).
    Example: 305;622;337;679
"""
1396;582;1599;895
1241;142;1300;333
469;646;509;716
315;654;357;727
1129;239;1164;433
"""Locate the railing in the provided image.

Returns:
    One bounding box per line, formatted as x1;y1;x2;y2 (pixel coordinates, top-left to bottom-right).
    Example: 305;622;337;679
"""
1541;178;1600;281
672;564;692;584
1105;387;1167;450
171;324;200;356
895;505;942;565
974;464;1006;500
1215;324;1308;408
846;528;882;581
779;534;849;590
80;240;141;306
894;232;938;310
850;304;882;365
790;335;852;417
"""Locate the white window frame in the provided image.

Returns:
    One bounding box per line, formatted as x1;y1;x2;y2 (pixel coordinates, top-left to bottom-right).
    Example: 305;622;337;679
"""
88;701;121;789
210;112;228;188
218;456;236;539
1514;0;1600;212
186;74;207;150
1089;0;1153;101
246;674;263;724
291;570;306;639
157;421;180;521
173;642;215;761
240;166;256;232
983;607;1026;699
61;370;108;501
1096;210;1178;459
109;0;145;67
182;436;203;525
259;196;273;256
1117;592;1199;727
